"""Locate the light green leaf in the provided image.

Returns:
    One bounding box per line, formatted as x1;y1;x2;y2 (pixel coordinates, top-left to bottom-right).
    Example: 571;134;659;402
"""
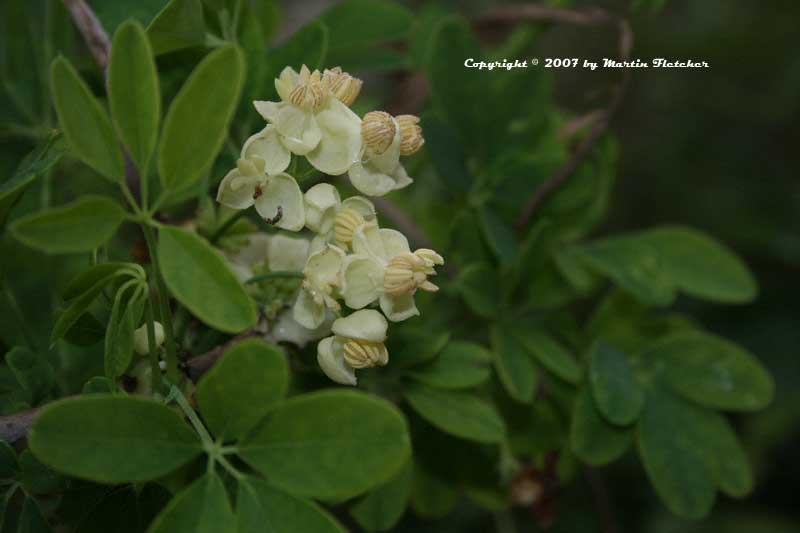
237;477;345;533
149;472;235;533
104;280;147;378
648;332;774;412
516;329;582;384
350;459;412;531
196;339;289;440
10;196;127;254
108;20;160;173
404;384;506;444
239;390;410;500
28;396;202;483
147;0;207;55
50;56;124;181
491;325;536;403
457;263;501;318
407;341;492;390
158;226;257;333
589;341;644;425
158;45;244;193
570;388;631;466
0;132;65;229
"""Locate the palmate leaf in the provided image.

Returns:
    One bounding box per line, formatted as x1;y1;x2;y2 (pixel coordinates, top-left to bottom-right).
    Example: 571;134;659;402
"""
148;472;234;533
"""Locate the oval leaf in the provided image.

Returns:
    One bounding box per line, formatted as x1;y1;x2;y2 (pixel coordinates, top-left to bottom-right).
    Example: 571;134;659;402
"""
147;0;207;55
108;20;160;173
158;44;244;193
350;459;412;531
149;472;234;533
10;196;127;254
570;388;631;466
196;338;289;439
404;384;506;444
50;56;124;181
158;226;257;333
239;390;410;500
28;396;202;483
589;341;644;425
491;326;536;403
517;329;582;384
407;341;492;390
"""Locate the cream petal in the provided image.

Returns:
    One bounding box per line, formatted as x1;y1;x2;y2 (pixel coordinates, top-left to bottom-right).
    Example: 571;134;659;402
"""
255;173;305;231
133;322;165;356
379;229;410;258
270;310;332;348
390;162;413;190
306;99;362;175
305;244;345;286
267;233;310;271
341;196;376;219
253;100;282;123
347;160;399;197
317;336;357;386
276;106;321;155
304;183;341;233
293;288;326;329
309;234;329;256
331;309;387;343
352;224;387;262
216;169;256;210
275;66;298;102
242;126;291;174
342;255;384;309
380;292;420;323
369;125;402;174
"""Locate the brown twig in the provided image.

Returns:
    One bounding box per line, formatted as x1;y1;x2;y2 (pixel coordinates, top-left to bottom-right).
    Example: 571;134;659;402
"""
61;0;110;71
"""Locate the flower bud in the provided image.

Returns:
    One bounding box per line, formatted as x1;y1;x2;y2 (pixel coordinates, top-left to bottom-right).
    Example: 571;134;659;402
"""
324;67;363;106
333;207;366;246
343;338;388;368
289;82;327;111
361;111;396;155
133;321;165;356
396;114;424;155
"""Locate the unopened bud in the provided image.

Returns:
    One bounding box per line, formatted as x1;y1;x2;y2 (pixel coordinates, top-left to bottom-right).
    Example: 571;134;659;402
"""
324;67;363;106
396;114;424;155
361;111;396;155
343;338;389;368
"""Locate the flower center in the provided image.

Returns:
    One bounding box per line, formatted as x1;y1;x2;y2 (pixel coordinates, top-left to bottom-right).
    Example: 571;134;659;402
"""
343;338;388;368
289;80;327;111
383;249;444;296
361;111;396;155
333;208;365;246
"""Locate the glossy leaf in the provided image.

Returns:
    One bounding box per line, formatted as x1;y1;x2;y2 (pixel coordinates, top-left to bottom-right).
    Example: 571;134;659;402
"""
10;196;127;254
147;0;206;55
108;20;160;173
237;477;345;533
491;326;536;403
158;45;244;193
196;339;289;439
517;329;582;384
149;472;235;533
239;390;410;500
28;396;202;483
570;388;631;466
50;56;124;181
407;341;492;390
589;341;644;425
350;459;413;531
158;226;257;333
404;384;506;444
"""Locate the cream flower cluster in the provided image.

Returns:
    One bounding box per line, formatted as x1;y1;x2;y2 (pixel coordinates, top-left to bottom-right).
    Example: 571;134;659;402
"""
215;64;440;386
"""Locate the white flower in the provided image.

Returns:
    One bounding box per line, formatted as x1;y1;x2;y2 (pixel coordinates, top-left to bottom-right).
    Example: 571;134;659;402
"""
293;244;345;329
253;65;362;176
303;183;377;250
316;309;389;386
216;158;305;231
133;321;165;356
342;225;444;322
347;111;423;197
266;308;333;349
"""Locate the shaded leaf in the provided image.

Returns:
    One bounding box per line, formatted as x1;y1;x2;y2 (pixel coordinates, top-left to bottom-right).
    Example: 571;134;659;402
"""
589;341;644;425
407;341;492;390
350;459;412;531
148;472;234;533
147;0;207;55
516;328;581;384
491;326;536;403
570;388;631;466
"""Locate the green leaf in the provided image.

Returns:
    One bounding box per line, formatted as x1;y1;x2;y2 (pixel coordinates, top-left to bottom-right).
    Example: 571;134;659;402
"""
10;196;127;254
28;396;202;483
570;388;631;466
50;56;124;181
158;44;244;193
82;376;116;395
419;113;471;194
0;132;65;229
108;20;160;173
158;226;256;333
0;441;17;478
239;390;410;500
320;0;412;50
386;329;449;369
147;0;207;55
75;484;170;533
637;388;718;519
350;459;412;531
6;346;54;401
237;477;345;533
19;449;62;495
17;497;50;533
479;208;517;264
647;332;774;412
260;22;328;102
410;463;457;519
457;263;501;318
516;329;582;384
149;472;234;533
404;384;506;444
589;341;644;425
407;341;492;390
63;312;106;347
491;326;536;403
104;280;147;378
196;339;289;440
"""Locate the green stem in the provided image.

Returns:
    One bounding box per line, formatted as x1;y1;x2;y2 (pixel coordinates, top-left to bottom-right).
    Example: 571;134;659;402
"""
145;298;161;394
141;224;180;382
210;209;248;244
0;277;37;351
217;455;244;480
245;271;304;284
171;385;213;444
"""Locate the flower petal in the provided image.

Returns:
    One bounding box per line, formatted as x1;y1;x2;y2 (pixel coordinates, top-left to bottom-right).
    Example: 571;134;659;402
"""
270;310;332;348
304;183;341;233
253;100;282;123
379;229;410;258
216;169;256;210
348;160;401;197
317;336;357;386
353;224;387;262
305;244;345;286
276;105;321;155
275;66;298;102
341;196;376;219
369;124;401;174
306;99;362;175
293;289;326;329
242;126;291;174
342;255;383;309
380;292;420;322
331;309;387;343
255;173;305;231
267;233;310;271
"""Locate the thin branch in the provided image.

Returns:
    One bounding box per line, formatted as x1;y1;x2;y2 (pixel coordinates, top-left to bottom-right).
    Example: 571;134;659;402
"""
61;0;110;71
